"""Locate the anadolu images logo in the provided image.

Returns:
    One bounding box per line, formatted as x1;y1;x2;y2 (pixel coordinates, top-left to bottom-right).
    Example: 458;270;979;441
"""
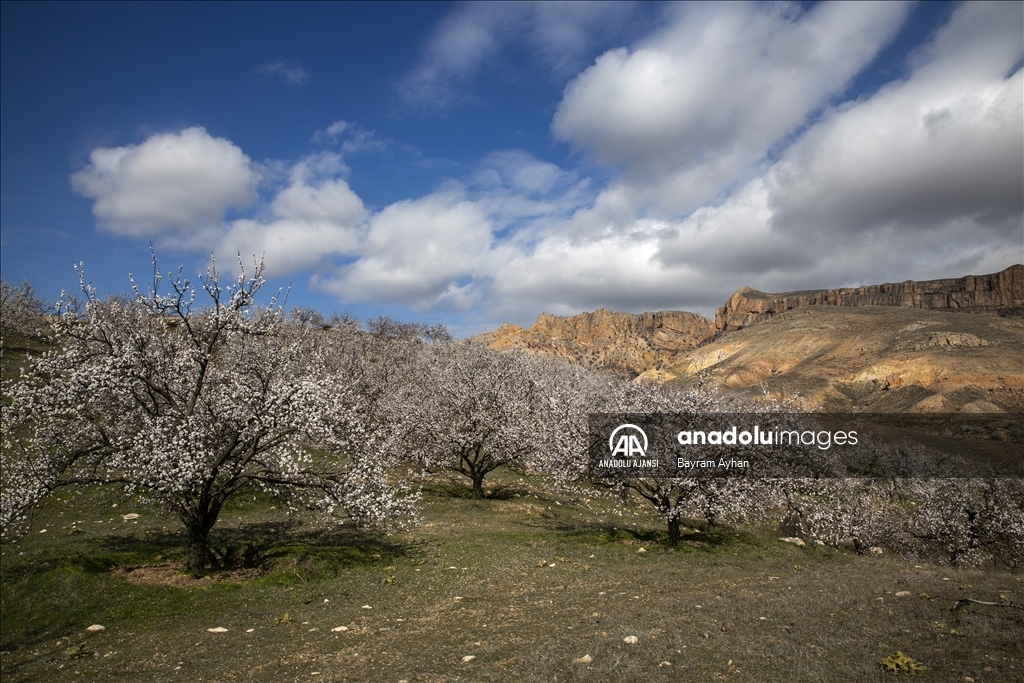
608;424;648;458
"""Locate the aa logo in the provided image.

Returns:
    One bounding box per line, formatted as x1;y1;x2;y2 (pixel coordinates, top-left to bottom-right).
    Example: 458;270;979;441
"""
608;424;648;458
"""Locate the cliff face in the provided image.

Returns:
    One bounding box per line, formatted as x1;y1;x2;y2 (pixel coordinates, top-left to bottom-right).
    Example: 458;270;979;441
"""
476;308;716;377
477;265;1024;391
714;264;1024;333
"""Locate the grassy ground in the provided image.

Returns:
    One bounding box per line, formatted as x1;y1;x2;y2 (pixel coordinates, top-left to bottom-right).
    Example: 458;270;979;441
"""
1;475;1022;682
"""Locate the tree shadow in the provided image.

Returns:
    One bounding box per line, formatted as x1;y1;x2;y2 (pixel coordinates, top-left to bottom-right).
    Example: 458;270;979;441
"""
421;480;530;501
531;516;747;551
32;519;423;579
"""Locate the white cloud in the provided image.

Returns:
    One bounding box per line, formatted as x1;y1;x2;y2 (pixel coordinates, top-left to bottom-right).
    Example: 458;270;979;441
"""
552;2;912;215
397;1;637;109
256;60;310;86
70;127;258;237
765;1;1024;237
215;154;366;278
70;130;364;278
217;215;360;278
314;189;491;307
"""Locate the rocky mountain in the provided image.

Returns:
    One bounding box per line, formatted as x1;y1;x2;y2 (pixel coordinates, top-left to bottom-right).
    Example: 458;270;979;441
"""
714;264;1024;333
477;265;1024;412
476;309;716;379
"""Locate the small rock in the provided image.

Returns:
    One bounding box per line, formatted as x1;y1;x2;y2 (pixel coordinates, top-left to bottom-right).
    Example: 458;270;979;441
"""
637;547;647;554
121;513;140;521
39;529;47;534
869;547;884;556
623;635;639;644
245;628;254;633
814;540;825;547
462;655;476;662
574;654;593;664
361;605;372;610
895;591;911;598
779;537;805;547
86;624;105;632
659;661;672;667
206;627;228;633
331;626;349;632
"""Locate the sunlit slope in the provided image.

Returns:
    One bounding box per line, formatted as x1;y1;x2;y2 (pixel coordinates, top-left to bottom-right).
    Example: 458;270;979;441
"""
665;306;1024;413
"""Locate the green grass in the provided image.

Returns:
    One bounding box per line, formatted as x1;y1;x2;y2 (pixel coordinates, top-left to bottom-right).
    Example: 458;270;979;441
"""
2;476;1022;682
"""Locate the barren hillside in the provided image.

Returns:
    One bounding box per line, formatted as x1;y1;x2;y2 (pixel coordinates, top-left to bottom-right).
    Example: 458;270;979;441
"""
667;304;1024;412
478;265;1024;412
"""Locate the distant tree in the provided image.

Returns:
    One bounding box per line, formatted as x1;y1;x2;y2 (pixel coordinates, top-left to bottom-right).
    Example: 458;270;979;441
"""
0;279;47;344
523;354;616;486
567;381;803;544
0;255;416;575
389;342;547;498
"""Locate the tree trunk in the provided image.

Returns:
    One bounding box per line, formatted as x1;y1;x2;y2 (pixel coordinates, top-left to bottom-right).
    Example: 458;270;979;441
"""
472;473;485;499
187;528;210;576
667;516;681;545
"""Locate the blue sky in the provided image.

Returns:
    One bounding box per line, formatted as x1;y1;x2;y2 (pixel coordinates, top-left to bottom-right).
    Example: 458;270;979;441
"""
2;1;1021;335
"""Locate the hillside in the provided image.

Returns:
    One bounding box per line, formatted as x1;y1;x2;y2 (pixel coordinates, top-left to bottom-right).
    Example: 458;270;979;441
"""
476;309;716;379
478;265;1024;412
668;304;1024;412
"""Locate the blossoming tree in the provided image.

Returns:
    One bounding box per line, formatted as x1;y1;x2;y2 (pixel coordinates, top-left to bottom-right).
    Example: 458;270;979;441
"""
1;256;415;575
389;341;552;499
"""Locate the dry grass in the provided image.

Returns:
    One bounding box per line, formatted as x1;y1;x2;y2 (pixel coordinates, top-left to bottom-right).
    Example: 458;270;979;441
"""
1;476;1022;682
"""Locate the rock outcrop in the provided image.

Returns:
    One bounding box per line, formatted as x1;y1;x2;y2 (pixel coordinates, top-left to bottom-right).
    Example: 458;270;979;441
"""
714;265;1024;333
475;309;716;377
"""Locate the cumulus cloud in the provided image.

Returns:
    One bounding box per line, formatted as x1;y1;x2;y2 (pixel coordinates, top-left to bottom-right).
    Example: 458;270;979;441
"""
256;60;310;86
217;179;365;278
314;189;491;307
70;129;365;278
765;1;1023;236
397;1;637;108
552;2;912;215
210;152;366;277
70;127;258;237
